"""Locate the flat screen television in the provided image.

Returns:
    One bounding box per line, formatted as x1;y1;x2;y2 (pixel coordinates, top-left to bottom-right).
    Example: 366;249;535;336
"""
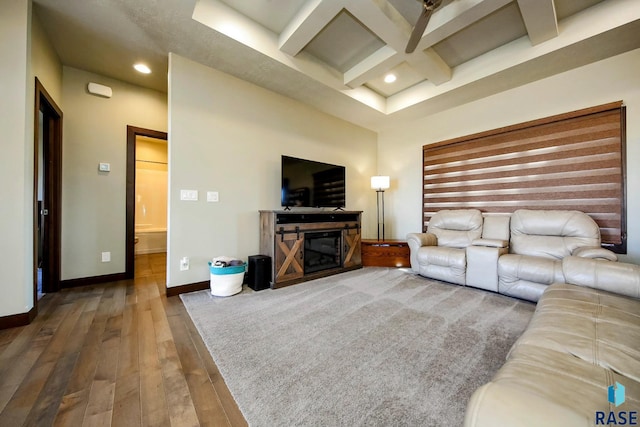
281;155;346;208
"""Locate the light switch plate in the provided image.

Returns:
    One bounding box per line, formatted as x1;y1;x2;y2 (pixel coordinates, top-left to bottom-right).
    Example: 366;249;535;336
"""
99;162;110;172
180;189;198;201
207;191;219;202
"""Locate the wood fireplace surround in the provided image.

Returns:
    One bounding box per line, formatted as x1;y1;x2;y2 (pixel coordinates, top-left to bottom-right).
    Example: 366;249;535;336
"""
259;210;362;288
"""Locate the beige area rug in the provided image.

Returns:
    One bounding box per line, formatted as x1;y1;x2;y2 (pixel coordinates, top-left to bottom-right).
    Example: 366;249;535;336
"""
181;267;535;426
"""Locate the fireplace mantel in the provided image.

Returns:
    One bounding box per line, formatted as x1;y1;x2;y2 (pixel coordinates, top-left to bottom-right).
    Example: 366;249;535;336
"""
259;210;362;288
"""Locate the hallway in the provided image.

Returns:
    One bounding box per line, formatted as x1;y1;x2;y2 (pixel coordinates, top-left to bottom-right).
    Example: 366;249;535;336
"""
0;253;246;426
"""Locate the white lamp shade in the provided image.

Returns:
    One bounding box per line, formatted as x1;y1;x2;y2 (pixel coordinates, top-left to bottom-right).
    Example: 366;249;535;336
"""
371;176;390;190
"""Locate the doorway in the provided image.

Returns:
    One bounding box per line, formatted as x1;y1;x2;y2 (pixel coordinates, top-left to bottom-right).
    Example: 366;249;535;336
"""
125;126;168;279
33;78;63;304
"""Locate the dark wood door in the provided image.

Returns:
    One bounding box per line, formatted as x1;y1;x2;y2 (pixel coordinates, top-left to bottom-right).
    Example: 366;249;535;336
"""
34;78;63;299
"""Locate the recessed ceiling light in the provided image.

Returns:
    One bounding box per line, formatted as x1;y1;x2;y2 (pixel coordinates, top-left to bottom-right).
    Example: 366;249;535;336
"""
384;73;397;83
134;63;151;74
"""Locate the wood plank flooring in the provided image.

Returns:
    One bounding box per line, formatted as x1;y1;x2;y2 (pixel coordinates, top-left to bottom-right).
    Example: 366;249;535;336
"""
0;253;247;427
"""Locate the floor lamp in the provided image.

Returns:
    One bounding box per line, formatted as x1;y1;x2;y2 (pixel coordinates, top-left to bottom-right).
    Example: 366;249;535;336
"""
371;176;390;241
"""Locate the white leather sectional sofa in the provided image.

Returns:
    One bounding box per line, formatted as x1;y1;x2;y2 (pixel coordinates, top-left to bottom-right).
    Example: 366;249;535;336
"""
407;208;618;302
464;256;640;426
407;209;640;426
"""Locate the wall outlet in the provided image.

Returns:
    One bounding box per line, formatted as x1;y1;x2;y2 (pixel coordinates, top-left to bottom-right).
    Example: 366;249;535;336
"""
180;256;189;271
101;251;111;262
207;191;219;202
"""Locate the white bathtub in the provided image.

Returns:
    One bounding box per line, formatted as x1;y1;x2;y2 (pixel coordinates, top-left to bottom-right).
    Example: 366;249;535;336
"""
135;228;167;255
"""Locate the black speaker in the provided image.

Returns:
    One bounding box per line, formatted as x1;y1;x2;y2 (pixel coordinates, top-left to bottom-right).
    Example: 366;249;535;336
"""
248;255;271;291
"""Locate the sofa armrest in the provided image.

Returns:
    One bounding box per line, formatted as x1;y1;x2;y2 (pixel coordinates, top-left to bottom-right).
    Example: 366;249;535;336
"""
406;233;437;273
562;256;640;298
406;233;437;248
471;238;508;248
571;246;618;261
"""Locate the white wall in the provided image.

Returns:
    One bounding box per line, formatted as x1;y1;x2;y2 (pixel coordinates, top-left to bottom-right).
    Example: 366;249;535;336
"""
167;53;378;288
379;48;640;263
61;67;167;280
31;10;62;101
0;0;33;317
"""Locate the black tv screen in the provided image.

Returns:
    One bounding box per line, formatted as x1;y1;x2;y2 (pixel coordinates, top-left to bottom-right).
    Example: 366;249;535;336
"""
281;156;346;208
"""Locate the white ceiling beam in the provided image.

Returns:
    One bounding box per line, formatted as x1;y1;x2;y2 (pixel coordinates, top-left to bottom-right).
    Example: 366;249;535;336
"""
405;48;451;84
279;0;342;56
416;0;512;50
345;0;451;86
347;0;412;49
397;0;518;85
387;0;640;115
344;46;452;87
517;0;558;45
193;0;347;89
344;45;398;87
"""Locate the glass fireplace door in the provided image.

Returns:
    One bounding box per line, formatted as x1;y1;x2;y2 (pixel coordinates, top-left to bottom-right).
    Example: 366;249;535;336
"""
304;231;342;274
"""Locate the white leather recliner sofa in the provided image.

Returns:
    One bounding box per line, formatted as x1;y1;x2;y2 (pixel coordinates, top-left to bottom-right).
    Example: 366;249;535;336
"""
497;209;617;302
408;209;618;302
408;209;638;426
406;209;483;286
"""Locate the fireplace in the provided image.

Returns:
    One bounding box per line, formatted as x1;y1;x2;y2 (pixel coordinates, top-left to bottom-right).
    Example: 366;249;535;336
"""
304;231;342;274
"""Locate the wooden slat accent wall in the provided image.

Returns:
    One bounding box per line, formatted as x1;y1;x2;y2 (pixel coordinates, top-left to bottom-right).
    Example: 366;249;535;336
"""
423;101;626;252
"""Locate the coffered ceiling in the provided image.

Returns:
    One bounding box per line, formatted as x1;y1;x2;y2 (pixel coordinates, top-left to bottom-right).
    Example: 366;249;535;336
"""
33;0;640;131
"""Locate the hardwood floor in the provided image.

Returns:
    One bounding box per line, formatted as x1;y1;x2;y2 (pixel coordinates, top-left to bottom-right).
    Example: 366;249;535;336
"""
0;253;247;427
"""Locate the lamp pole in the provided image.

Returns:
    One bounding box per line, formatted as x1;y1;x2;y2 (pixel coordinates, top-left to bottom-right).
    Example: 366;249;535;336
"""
371;176;390;242
376;188;385;241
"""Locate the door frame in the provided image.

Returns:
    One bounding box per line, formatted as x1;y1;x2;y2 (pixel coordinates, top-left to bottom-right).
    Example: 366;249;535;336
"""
125;126;168;279
33;78;63;305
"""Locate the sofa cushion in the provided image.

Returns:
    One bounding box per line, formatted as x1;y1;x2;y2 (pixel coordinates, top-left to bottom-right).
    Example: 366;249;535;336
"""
498;253;563;301
465;344;640;427
498;254;564;286
465;380;593;427
417;246;466;268
510;209;601;259
427;209;483;248
481;215;511;241
416;246;467;285
510;283;640;382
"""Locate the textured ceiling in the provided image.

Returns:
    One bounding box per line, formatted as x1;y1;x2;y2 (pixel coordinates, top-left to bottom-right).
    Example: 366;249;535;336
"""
33;0;640;131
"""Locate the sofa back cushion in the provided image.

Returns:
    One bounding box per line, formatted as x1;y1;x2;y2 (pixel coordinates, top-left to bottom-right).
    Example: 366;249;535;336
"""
482;215;511;241
427;209;483;248
510;209;601;259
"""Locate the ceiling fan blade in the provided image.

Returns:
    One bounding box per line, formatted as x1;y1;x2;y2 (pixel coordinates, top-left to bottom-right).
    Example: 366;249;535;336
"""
405;0;442;54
